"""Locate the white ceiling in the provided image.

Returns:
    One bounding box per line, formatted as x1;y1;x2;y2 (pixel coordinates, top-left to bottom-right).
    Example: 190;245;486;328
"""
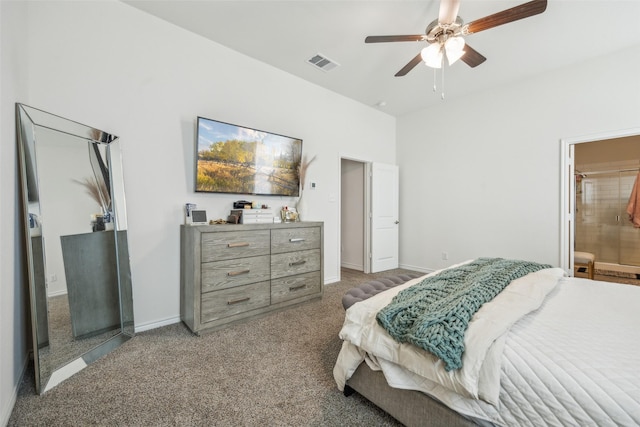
123;0;640;117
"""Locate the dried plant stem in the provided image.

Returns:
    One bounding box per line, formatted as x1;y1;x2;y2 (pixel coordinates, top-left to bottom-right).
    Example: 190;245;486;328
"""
298;154;316;191
73;177;110;212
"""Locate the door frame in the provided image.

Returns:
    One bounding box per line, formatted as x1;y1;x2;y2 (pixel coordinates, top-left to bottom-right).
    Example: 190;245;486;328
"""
560;127;640;275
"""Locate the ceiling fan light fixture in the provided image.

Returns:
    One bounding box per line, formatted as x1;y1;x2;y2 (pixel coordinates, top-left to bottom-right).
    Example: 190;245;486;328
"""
421;43;443;69
367;0;549;77
444;36;465;65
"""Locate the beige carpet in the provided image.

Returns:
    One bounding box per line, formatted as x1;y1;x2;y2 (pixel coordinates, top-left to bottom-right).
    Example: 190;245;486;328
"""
9;268;419;426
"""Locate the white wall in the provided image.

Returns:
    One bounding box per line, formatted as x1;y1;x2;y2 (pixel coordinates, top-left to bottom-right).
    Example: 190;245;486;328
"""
23;0;396;331
1;1;30;425
397;46;640;272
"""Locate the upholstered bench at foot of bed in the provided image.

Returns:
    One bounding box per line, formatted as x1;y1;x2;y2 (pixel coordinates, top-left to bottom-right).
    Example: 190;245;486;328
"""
342;272;423;310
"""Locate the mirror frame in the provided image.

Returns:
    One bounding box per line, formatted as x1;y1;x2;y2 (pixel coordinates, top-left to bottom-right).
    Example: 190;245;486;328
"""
16;103;134;394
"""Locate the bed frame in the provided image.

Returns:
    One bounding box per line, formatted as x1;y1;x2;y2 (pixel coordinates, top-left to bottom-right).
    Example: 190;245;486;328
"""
344;363;480;427
341;273;482;426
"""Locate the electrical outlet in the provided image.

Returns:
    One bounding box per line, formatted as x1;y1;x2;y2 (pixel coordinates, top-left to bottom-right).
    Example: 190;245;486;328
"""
49;273;57;282
441;252;448;260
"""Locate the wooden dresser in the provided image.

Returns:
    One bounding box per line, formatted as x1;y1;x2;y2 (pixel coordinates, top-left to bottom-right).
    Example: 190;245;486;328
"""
180;221;323;334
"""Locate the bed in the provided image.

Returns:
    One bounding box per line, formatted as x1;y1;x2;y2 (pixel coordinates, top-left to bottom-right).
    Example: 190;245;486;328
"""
333;259;640;427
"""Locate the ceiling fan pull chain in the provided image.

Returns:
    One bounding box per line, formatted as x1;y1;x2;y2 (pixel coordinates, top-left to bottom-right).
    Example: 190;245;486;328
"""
433;68;437;93
441;59;445;100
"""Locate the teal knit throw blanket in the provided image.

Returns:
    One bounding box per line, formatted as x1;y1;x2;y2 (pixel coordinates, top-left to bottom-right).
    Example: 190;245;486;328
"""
376;258;551;371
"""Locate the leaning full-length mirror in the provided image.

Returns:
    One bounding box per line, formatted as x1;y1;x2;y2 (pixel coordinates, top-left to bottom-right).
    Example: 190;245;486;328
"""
16;103;134;394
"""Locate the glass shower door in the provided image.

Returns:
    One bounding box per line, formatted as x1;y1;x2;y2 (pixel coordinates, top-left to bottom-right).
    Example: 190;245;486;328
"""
576;170;640;267
619;171;640;266
576;172;618;263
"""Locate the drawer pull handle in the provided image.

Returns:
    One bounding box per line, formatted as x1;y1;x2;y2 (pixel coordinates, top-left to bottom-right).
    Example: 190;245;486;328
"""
289;238;305;243
227;297;250;305
228;270;250;277
289;284;305;291
289;260;306;267
228;242;250;248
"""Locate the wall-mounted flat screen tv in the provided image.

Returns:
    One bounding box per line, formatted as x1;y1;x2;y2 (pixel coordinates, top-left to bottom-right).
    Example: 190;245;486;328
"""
195;116;302;196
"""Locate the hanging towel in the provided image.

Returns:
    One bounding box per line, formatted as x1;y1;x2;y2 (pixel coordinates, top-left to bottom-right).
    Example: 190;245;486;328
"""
626;171;640;227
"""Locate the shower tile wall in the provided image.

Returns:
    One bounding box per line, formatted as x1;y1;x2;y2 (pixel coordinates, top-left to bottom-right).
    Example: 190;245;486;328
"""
576;172;640;266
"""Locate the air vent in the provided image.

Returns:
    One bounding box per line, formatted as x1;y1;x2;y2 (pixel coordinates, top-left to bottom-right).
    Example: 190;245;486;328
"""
307;53;339;72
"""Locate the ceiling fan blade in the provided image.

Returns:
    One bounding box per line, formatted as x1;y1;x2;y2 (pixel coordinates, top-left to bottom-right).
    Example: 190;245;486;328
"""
438;0;461;25
395;53;424;77
365;35;426;43
460;44;487;68
465;0;547;34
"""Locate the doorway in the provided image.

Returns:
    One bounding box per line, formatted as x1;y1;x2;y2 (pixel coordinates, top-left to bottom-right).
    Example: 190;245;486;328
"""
341;159;366;271
561;129;640;276
339;158;400;277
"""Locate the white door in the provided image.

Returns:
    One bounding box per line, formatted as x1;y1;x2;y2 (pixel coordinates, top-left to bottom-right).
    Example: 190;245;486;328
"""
370;162;399;272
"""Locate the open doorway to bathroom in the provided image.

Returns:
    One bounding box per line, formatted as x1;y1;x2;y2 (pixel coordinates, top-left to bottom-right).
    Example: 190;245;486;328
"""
571;134;640;285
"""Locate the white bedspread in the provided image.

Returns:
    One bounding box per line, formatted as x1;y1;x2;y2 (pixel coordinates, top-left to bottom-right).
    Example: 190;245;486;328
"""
334;268;640;426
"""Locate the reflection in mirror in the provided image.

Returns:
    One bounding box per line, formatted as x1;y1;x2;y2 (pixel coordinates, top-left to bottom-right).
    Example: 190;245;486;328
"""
16;104;134;394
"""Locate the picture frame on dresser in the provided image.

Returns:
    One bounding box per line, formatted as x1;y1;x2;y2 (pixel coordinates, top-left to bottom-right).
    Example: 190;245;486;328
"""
190;210;208;225
180;222;324;334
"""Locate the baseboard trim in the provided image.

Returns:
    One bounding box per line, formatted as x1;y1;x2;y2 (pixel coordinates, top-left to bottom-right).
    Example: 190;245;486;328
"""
134;316;181;333
341;261;363;271
324;275;339;285
1;353;31;426
398;263;432;274
47;289;67;298
132;274;342;334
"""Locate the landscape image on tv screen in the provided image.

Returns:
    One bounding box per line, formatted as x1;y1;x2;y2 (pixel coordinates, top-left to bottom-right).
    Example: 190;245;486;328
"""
196;117;302;196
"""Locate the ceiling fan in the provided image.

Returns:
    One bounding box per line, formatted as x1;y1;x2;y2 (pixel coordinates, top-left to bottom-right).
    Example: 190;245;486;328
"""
365;0;548;77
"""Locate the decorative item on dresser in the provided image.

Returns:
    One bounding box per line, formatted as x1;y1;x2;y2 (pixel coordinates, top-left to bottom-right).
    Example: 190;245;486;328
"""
240;208;274;224
296;154;316;221
180;221;324;334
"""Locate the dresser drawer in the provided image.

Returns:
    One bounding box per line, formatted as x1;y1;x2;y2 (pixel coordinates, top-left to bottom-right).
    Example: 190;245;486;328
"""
271;271;321;304
242;218;274;224
202;255;270;293
271;249;320;279
201;281;270;323
271;227;320;254
201;230;270;262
